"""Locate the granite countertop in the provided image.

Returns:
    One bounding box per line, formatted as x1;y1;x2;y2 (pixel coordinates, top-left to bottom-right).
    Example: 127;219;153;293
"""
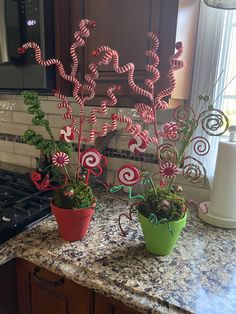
1;191;236;314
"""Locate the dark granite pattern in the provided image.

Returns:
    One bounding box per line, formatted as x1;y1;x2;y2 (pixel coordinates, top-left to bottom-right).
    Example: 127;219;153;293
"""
1;192;236;314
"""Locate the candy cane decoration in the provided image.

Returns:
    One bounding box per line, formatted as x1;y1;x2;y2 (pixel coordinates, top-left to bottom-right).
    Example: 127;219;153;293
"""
145;32;160;89
80;85;120;143
89;85;120;124
18;42;82;99
110;113;159;146
82;62;99;101
154;42;184;110
111;113;142;135
118;165;141;186
135;103;154;123
53;90;77;129
93;46;153;100
70;19;96;77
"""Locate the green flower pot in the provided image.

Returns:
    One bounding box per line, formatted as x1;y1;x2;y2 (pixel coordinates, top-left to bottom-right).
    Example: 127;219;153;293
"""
138;212;187;256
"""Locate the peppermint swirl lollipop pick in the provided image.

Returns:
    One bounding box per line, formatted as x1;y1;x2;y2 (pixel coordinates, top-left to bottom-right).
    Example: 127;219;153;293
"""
81;148;102;169
128;135;147;155
80;148;108;184
118;164;141;186
60;126;75;143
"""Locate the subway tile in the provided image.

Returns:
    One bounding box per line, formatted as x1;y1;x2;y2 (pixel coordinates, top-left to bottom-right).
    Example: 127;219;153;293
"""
41;101;61;115
47;114;70;128
0;140;14;153
0;111;12;122
47;95;74;102
0;94;48;101
116;107;142;121
0;94;24;100
0;100;16;111
156;109;175;123
83;104;118;117
14;142;40;157
30;126;61;140
180;183;210;203
82;117;115;132
0;122;27;135
141;162;159;176
116;135;129;150
31;157;38;169
105;170;116;186
0;151;32;168
13;112;33;124
107;157;142;172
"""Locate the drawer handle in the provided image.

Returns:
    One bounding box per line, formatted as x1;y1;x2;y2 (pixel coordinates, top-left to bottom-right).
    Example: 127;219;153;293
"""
32;267;64;287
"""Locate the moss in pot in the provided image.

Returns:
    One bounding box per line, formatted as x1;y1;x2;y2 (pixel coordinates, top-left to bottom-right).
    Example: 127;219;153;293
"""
136;186;187;256
51;179;97;241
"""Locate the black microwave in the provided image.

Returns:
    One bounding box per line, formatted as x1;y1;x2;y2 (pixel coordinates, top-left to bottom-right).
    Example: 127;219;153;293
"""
0;0;55;92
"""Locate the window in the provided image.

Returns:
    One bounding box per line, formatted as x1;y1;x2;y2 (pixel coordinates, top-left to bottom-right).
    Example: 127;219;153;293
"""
219;11;236;129
189;1;231;182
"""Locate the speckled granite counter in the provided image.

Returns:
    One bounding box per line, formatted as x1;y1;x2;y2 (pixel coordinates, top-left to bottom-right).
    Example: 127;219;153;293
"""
1;192;236;314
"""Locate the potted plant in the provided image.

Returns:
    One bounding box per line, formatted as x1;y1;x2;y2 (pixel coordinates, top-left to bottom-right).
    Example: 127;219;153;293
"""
95;33;229;254
19;19;124;241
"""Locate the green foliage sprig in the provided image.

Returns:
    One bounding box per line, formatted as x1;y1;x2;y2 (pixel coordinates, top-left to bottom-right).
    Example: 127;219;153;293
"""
22;91;72;157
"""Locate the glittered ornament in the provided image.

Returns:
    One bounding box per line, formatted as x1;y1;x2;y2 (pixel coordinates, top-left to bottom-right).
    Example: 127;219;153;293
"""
63;189;75;197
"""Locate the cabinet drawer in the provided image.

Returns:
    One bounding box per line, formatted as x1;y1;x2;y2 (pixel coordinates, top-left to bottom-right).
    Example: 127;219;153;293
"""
16;258;91;314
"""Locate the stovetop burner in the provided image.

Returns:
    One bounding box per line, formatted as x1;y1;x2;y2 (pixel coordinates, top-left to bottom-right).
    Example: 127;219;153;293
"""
0;169;51;244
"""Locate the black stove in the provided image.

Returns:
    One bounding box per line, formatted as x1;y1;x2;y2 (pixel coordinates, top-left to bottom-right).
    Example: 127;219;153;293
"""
0;169;51;244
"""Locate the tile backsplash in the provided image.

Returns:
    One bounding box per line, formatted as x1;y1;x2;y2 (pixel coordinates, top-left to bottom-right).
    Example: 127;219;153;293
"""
0;94;210;202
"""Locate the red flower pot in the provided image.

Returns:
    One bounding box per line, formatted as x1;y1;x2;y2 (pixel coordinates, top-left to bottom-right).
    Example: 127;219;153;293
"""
51;202;95;241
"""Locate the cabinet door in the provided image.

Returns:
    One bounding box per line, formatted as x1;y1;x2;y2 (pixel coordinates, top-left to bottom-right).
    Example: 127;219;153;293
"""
0;259;18;314
94;293;141;314
16;258;91;314
69;0;179;104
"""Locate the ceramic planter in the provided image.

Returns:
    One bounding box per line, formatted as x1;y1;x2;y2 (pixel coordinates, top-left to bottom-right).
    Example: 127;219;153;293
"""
51;202;95;241
138;212;187;255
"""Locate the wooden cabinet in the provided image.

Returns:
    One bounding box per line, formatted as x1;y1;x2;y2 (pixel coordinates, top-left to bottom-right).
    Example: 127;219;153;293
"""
16;259;141;314
0;260;18;314
94;293;139;314
53;0;201;109
70;0;179;99
16;258;91;314
55;0;200;106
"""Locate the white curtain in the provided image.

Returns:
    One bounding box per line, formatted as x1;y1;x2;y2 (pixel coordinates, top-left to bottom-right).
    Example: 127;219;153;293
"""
189;2;229;185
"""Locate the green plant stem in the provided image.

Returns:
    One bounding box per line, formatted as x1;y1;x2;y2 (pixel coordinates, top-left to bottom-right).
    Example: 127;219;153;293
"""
149;177;158;198
64;166;71;181
168;178;175;193
168;123;197;193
